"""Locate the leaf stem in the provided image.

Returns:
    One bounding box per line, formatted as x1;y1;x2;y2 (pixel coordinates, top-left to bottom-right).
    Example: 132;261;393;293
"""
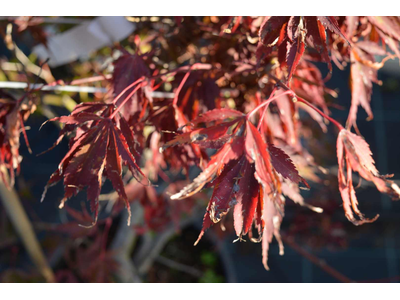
110;63;210;119
109;80;146;119
112;77;146;106
267;76;344;131
246;90;293;120
257;87;278;130
296;96;344;130
172;67;193;106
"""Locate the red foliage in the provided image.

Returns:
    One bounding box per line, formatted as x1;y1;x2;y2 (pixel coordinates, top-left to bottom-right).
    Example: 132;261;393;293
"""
2;16;400;271
0;91;35;187
41;101;145;225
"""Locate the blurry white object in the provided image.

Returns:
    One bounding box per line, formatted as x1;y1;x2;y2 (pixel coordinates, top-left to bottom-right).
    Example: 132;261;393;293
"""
0;81;175;98
33;16;135;67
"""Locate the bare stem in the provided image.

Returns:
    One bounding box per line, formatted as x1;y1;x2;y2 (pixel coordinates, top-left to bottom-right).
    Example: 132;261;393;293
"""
282;235;353;283
296;97;344;130
0;173;55;283
68;74;112;85
246;90;293;120
172;68;192;106
268;76;344;131
257;87;278;130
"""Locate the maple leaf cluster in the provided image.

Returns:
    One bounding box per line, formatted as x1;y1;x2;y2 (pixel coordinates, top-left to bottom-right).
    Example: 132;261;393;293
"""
0;90;35;187
2;16;400;270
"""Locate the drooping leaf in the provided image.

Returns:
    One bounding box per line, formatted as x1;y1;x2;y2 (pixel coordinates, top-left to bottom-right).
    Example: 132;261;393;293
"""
304;17;332;72
208;158;244;223
245;121;277;193
41;104;145;225
262;193;284;270
367;16;400;42
286;33;306;82
170;135;244;200
347;49;378;127
0;92;36;188
233;160;260;237
337;129;400;225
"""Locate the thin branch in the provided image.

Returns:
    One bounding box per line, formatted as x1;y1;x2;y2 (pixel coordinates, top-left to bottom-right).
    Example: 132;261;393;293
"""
0;170;55;283
110;205;142;283
269;76;344;130
0;24;55;83
0;16;91;25
246;90;293;120
0;81;175;98
134;211;203;275
282;235;354;283
155;255;203;278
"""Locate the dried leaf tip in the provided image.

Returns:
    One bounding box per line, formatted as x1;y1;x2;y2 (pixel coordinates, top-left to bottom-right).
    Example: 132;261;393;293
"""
392;183;400;197
305;204;323;213
337;129;399;225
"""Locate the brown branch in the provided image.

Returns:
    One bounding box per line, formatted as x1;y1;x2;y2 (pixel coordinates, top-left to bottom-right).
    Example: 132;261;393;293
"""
0;169;55;283
155;255;203;278
282;235;354;283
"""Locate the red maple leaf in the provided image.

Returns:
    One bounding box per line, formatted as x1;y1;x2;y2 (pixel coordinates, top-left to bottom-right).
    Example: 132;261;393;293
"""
337;129;400;225
0;91;35;188
111;49;152;124
166;107;310;269
258;16;350;84
41;101;145;225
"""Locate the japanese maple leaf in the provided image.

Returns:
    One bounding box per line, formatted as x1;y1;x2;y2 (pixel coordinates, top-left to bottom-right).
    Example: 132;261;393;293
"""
304;17;332;72
347;42;389;129
164;108;310;269
55;205;99;238
258;16;350;83
148;99;208;178
337;129;400;225
111;49;152;124
172;71;219;120
366;16;400;60
41;102;145;225
118;179;198;234
66;229;119;283
0;91;36;188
